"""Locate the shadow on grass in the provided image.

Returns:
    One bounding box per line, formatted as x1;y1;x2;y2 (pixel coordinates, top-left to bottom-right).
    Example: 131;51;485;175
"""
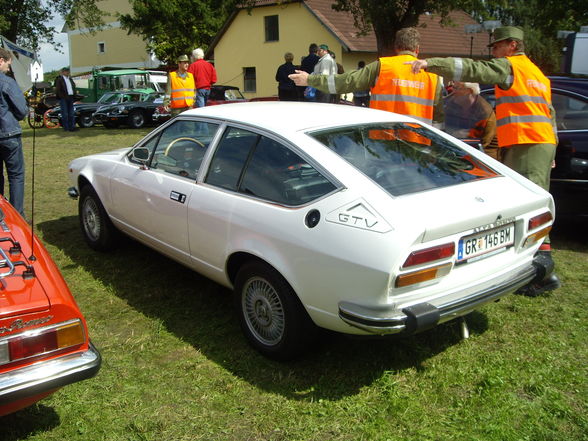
38;215;489;401
0;404;60;440
21;125;153;140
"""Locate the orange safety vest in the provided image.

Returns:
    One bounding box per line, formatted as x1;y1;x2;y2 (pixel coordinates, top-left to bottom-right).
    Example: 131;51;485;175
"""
170;71;195;109
370;55;438;124
495;55;556;147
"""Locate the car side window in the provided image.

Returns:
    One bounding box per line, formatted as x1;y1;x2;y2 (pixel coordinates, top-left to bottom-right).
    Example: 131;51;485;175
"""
241;136;336;205
206;127;336;205
205;127;258;190
552;92;588;130
149;120;218;179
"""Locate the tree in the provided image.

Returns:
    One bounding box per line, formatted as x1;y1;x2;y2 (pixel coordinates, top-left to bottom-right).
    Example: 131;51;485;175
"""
0;0;105;52
332;0;468;56
469;0;588;72
119;0;238;65
331;0;588;72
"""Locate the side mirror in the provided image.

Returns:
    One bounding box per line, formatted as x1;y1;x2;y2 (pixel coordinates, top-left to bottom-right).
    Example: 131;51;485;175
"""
132;147;150;163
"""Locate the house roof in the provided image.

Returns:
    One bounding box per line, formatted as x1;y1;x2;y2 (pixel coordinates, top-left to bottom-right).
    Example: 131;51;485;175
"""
216;1;490;58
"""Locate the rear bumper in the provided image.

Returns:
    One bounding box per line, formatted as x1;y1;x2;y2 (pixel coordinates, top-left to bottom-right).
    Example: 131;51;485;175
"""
339;254;552;335
0;342;101;407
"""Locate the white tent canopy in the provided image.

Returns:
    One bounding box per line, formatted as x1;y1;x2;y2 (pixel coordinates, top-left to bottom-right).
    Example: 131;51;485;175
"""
1;35;40;92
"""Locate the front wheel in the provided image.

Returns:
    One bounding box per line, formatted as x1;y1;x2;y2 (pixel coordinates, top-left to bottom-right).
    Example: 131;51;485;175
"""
79;186;118;251
78;113;94;128
234;262;316;360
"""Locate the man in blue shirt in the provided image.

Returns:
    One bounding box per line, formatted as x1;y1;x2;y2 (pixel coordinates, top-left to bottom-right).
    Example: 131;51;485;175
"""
0;47;28;217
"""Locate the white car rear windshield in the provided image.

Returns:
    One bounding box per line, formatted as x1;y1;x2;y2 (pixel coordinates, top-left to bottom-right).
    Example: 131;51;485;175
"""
309;122;499;196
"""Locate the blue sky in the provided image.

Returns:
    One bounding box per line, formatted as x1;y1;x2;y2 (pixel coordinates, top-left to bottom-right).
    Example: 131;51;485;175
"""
38;15;69;72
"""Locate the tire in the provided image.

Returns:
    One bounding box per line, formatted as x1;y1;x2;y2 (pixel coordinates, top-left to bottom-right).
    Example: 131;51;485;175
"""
78;113;94;128
234;262;316;360
78;185;118;251
27;108;44;129
127;110;145;129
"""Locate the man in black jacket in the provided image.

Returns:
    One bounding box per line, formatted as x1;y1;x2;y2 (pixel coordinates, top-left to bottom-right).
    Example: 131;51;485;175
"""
54;66;77;132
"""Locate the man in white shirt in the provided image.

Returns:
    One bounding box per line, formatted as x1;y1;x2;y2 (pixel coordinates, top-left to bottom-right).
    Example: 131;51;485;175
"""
54;67;78;132
313;44;338;103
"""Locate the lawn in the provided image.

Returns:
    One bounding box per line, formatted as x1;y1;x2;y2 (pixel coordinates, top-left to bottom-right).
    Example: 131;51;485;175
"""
1;125;587;441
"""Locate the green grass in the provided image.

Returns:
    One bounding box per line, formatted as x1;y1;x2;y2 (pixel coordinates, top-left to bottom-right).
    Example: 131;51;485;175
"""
1;125;587;441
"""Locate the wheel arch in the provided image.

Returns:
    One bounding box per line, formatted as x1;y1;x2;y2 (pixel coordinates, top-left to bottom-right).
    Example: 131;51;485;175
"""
226;251;314;320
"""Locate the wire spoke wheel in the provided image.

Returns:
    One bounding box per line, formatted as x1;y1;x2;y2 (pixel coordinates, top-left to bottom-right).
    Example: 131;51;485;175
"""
27;107;44;129
81;196;102;242
235;262;316;359
242;277;285;346
78;186;118;251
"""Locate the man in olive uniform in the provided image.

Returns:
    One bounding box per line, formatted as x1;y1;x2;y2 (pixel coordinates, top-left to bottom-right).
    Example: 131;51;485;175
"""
289;27;444;126
407;26;560;296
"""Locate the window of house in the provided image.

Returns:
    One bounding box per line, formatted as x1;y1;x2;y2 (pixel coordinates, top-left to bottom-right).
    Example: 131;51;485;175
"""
243;67;256;93
264;15;279;42
97;42;105;54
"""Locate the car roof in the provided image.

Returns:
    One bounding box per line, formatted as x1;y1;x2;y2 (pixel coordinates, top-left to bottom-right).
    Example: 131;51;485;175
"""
548;76;588;98
480;76;588;99
181;102;410;133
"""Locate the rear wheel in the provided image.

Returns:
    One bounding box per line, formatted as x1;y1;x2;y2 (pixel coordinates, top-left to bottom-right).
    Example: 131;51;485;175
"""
234;262;316;360
127;110;145;129
79;185;118;251
27;108;44;129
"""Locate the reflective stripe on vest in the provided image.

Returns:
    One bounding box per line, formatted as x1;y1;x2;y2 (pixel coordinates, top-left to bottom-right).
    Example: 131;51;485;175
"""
170;72;195;108
369;55;438;125
495;56;556;146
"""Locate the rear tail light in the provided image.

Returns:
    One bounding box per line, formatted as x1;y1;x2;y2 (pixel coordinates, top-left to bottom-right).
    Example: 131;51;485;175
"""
396;242;455;288
0;320;85;366
401;243;455;268
524;211;553;248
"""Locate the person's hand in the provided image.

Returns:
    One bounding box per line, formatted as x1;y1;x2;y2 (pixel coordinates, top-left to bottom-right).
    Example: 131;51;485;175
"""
404;59;428;74
289;70;309;86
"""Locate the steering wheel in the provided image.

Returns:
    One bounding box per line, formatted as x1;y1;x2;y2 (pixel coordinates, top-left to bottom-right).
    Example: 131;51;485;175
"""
163;137;205;156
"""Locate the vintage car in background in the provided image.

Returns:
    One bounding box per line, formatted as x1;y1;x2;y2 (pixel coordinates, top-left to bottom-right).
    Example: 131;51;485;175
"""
480;76;588;217
0;198;100;416
152;85;247;124
93;92;164;129
45;90;157;129
68;102;555;359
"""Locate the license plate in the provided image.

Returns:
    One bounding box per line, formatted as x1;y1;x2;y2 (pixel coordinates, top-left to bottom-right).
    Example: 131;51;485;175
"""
457;223;515;262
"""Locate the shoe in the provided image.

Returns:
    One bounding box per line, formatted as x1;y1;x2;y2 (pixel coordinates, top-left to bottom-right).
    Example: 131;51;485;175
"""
69;128;79;132
517;273;561;297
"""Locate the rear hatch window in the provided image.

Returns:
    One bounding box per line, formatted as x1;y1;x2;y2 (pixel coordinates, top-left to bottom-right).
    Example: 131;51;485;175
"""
309;122;500;196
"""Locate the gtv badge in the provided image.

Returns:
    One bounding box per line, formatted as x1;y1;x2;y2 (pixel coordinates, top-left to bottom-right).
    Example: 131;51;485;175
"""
326;199;392;233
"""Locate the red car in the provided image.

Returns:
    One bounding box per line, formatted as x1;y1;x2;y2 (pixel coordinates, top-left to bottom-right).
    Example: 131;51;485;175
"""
0;197;100;416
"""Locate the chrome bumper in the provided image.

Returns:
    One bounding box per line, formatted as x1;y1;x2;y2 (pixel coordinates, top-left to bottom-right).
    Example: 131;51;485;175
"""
0;342;101;405
339;255;552;335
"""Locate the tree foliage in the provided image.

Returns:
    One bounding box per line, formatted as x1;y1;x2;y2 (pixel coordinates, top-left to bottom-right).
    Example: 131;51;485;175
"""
0;0;105;52
332;0;468;56
119;0;238;65
332;0;588;72
467;0;588;72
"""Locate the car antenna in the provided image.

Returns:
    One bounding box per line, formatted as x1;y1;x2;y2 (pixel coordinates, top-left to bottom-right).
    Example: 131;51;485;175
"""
28;73;38;262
